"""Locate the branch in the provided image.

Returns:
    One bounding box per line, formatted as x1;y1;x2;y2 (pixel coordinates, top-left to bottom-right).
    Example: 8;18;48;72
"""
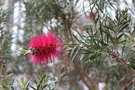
73;63;97;90
106;50;135;74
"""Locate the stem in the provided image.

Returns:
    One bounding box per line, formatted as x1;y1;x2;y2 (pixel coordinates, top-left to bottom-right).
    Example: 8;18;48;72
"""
62;43;79;45
64;43;135;74
107;50;135;74
73;63;96;90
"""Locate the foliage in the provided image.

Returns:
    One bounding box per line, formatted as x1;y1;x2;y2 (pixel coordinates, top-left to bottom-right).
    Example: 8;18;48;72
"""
0;0;135;90
0;74;54;90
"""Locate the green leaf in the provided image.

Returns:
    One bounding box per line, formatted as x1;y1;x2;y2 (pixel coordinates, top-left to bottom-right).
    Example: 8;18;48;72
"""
103;30;114;42
83;53;101;61
117;34;125;40
37;74;47;90
72;34;81;43
30;86;36;90
70;46;82;62
119;22;130;33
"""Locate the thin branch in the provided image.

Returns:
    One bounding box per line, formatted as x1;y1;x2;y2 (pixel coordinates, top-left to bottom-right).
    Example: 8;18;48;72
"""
106;50;135;74
73;63;97;90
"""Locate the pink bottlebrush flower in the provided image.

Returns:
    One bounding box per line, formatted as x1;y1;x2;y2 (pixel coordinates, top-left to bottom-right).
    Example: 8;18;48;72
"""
29;32;63;65
87;11;98;21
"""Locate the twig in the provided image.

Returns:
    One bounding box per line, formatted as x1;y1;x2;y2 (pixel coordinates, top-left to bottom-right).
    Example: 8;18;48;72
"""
62;43;79;45
73;63;96;90
106;50;135;74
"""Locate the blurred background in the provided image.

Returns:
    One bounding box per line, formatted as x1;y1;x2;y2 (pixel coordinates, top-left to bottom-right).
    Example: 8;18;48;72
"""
0;0;135;90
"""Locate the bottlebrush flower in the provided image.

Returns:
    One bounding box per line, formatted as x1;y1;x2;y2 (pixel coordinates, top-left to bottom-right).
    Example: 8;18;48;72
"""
29;32;63;65
87;11;98;21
